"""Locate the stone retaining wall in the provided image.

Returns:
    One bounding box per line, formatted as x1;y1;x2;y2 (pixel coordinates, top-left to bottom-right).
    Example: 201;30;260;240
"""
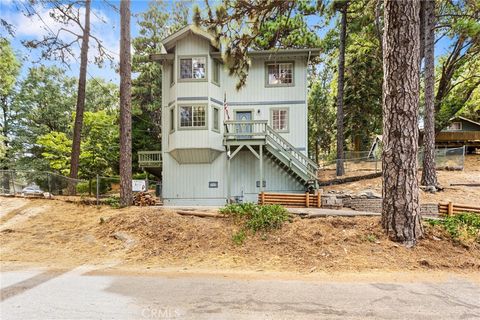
321;193;439;215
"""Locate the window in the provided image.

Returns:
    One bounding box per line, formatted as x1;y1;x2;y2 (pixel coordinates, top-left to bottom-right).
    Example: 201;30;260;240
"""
213;107;219;131
212;59;220;85
170;63;174;86
169;107;175;132
266;62;293;86
179;106;206;128
447;122;462;131
179;57;206;80
271;109;288;132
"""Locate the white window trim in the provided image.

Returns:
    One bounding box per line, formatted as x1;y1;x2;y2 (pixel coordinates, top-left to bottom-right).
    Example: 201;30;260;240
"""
178;55;208;82
212;106;220;133
270;107;290;133
169;62;175;87
178;104;208;130
212;58;220;86
447;121;462;131
169;106;175;133
265;61;295;87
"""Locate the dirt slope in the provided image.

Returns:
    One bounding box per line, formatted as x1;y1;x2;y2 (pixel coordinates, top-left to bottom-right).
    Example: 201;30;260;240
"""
322;155;480;204
1;198;478;273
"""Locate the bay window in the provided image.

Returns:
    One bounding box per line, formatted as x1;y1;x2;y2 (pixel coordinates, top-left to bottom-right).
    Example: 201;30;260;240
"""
179;56;206;80
179;105;207;128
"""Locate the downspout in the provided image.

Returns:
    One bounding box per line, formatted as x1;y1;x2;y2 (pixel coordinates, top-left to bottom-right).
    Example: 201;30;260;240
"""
306;50;311;158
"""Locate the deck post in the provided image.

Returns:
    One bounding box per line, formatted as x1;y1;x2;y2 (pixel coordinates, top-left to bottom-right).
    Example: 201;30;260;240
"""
317;192;321;208
259;145;264;193
227;146;231;204
305;192;310;208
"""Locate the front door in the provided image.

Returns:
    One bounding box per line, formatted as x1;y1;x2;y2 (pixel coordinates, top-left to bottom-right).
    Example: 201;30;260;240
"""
235;111;252;139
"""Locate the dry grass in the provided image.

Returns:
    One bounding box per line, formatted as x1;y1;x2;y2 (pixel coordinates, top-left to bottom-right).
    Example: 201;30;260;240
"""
1;198;478;273
321;154;480;205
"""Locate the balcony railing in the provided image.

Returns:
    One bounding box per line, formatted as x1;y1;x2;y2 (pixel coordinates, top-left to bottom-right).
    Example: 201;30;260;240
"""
224;120;268;140
138;151;162;167
436;131;480;142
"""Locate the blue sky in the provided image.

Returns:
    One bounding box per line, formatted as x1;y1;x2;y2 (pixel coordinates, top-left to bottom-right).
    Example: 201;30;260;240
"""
1;0;454;85
1;0;164;82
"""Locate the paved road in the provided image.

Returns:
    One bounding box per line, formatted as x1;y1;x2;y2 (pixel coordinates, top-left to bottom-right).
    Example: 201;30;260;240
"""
1;266;479;320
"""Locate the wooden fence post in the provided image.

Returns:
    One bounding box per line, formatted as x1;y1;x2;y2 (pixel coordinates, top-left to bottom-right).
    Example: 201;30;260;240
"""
448;201;453;216
260;191;265;205
317;192;321;208
305;192;310;208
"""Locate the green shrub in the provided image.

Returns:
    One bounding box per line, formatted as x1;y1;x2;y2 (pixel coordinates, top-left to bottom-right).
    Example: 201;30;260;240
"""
76;179;111;195
103;196;120;208
427;213;480;245
232;230;246;245
220;203;289;244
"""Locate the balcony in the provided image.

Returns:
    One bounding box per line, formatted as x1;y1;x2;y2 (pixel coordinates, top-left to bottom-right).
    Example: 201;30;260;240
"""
223;120;268;145
138;151;162;168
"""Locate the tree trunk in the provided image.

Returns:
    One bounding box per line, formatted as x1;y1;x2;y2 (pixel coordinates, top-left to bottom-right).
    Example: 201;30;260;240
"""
336;4;347;177
68;0;91;195
421;0;438;187
381;0;423;246
119;0;133;207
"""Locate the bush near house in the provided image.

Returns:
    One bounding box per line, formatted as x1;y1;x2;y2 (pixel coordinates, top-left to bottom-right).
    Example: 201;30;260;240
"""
220;203;290;244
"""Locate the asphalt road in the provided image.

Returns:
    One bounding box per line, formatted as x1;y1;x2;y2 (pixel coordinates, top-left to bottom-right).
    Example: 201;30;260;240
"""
1;266;479;320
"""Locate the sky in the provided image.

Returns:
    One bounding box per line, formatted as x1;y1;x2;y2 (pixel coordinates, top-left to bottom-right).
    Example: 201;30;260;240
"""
1;0;454;86
0;0;159;83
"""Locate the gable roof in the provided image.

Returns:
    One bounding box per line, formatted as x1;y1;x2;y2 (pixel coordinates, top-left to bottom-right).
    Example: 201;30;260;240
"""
161;25;218;50
449;116;480;128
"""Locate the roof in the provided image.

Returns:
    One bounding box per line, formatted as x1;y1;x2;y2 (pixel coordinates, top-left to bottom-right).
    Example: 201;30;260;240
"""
450;116;480;128
210;48;321;59
152;25;322;62
161;25;218;50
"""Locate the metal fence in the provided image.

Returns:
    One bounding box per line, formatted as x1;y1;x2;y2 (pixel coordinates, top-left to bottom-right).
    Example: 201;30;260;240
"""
0;170;161;203
320;146;465;174
0;170;83;196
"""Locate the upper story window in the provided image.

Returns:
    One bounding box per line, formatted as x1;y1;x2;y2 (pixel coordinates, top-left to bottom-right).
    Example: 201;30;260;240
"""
271;108;289;132
213;107;220;132
169;107;175;132
179;57;206;80
179;105;206;128
170;63;175;86
266;62;294;87
212;59;220;85
447;122;462;131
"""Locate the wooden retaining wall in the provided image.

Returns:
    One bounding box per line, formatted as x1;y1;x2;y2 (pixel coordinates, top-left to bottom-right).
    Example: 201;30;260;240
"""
258;192;321;208
438;202;480;215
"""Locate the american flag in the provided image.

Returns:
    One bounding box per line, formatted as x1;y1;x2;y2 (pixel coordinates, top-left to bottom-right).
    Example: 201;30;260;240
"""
223;92;230;121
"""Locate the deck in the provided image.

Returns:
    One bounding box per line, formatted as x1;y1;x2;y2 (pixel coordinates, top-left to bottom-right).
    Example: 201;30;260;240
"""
436;131;480;147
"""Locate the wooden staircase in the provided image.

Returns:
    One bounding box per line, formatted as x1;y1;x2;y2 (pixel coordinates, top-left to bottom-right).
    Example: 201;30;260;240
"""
264;126;319;189
224;121;319;190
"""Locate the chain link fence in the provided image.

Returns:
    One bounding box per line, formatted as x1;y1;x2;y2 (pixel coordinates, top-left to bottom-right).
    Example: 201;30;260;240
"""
320;146;465;177
0;170;161;205
0;170;84;197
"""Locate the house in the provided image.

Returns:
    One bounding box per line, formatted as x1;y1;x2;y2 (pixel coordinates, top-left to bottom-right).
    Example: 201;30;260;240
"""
435;116;480;152
138;25;320;205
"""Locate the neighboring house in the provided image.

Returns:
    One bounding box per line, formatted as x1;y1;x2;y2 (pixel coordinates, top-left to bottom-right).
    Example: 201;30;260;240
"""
138;25;320;205
436;116;480;152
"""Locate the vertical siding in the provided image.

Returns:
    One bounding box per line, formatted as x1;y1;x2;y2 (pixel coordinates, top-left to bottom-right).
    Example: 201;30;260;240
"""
162;33;309;205
231;149;304;203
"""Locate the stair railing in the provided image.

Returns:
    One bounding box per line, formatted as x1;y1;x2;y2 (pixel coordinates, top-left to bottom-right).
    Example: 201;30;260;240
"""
265;126;318;180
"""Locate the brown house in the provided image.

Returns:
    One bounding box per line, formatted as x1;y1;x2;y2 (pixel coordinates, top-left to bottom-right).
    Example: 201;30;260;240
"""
436;116;480;152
